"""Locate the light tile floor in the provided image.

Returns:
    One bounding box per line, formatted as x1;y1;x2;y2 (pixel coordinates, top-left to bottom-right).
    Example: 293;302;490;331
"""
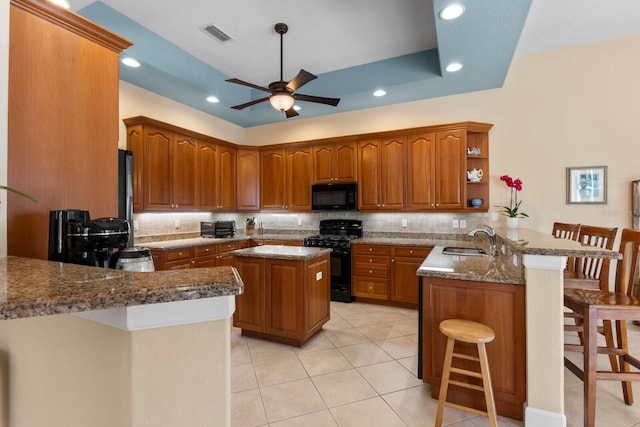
231;301;640;426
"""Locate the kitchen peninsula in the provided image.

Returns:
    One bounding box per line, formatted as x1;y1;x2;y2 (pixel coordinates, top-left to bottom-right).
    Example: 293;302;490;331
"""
0;257;243;427
417;227;620;426
232;245;331;346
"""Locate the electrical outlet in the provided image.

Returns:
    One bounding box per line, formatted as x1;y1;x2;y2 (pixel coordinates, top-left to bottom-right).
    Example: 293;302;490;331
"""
297;217;303;226
459;219;467;229
401;219;408;228
452;219;460;229
491;212;499;222
174;219;180;229
133;220;139;231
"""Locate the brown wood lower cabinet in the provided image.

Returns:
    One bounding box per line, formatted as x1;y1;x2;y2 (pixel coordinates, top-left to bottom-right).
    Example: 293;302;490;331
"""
150;239;250;270
234;254;330;346
352;244;431;307
420;277;526;420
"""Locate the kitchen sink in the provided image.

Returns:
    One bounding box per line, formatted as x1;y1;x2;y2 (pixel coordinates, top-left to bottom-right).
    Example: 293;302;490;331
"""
442;247;488;257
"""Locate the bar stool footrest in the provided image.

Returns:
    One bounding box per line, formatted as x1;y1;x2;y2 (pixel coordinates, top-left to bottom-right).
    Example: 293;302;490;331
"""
449;379;485;392
450;366;483;379
444;401;490;417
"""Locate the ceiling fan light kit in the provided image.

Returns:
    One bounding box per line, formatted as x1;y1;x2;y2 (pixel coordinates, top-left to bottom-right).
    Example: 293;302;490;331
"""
226;22;340;118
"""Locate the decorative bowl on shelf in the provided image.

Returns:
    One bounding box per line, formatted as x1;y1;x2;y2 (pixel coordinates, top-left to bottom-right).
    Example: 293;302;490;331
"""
470;198;484;208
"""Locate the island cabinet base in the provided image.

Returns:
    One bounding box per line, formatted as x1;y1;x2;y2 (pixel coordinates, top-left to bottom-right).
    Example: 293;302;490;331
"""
234;254;330;347
420;277;526;421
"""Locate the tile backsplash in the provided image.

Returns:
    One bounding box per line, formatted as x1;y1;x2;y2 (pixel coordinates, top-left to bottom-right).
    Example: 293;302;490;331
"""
133;211;493;241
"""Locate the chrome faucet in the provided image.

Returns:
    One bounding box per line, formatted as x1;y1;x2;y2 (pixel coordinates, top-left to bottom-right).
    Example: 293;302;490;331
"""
468;225;498;256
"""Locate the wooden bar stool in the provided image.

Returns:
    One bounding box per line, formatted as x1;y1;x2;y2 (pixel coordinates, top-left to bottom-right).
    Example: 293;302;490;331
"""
435;319;497;427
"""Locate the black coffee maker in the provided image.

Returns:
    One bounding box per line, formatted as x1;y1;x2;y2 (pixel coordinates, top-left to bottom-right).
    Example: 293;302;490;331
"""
48;209;130;268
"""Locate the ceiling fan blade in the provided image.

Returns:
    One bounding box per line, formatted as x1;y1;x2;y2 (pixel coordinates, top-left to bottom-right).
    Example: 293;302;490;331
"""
226;78;271;93
230;97;270;110
285;107;299;118
286;70;317;92
294;93;340;106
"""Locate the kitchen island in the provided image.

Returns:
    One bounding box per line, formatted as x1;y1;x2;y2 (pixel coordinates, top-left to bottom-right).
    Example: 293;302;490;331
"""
232;245;332;346
417;228;620;426
0;256;243;427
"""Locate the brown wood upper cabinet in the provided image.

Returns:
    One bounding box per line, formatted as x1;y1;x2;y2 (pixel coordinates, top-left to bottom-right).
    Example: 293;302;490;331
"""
237;149;260;211
198;141;236;211
261;147;313;211
143;126;198;211
407;130;465;210
313;142;357;183
125;117;237;212
358;138;406;210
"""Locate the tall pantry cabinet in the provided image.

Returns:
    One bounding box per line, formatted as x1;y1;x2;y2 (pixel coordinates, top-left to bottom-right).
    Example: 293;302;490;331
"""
7;0;131;259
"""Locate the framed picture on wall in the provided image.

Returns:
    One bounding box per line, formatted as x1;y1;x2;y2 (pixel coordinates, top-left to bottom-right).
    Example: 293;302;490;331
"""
566;166;608;204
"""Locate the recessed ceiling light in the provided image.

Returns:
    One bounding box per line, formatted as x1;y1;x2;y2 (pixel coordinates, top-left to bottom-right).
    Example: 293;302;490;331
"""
206;96;219;103
446;62;463;72
439;4;465;20
373;89;386;97
121;57;141;68
293;105;301;111
48;0;70;9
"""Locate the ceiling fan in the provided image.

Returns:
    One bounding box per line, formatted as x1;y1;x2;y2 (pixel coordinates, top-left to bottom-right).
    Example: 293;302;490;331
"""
226;23;340;118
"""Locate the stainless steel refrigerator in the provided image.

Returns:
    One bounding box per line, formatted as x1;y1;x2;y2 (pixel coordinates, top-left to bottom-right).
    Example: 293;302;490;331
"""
118;149;134;248
634;180;640;230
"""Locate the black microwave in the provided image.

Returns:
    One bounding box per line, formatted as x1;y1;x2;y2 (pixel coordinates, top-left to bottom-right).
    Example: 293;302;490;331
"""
311;183;358;211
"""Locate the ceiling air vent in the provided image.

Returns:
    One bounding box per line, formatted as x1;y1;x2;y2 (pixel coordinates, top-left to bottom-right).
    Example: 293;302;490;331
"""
200;24;232;42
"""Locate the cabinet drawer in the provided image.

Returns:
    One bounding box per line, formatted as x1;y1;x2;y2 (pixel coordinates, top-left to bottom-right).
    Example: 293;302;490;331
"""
165;247;194;262
353;255;390;267
352;245;391;256
354;265;389;278
217;240;241;253
165;259;194;270
194;244;217;258
353;277;388;299
391;246;432;258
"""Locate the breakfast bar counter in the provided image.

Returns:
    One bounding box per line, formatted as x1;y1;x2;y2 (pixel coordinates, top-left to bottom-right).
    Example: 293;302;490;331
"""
416;227;620;426
0;256;243;427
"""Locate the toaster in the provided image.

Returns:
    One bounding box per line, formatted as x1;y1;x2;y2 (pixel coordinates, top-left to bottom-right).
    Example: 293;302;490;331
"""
213;220;236;238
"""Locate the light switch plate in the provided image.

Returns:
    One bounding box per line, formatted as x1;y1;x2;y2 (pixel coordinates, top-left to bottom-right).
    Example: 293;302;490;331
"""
401;219;408;227
459;219;467;229
133;220;139;231
297;217;303;226
174;219;180;229
452;219;459;229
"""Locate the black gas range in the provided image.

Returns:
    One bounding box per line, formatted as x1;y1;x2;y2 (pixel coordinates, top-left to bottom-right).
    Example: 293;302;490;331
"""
304;219;363;303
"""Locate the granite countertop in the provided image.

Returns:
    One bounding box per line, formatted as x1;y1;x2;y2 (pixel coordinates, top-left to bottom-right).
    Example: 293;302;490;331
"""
232;245;331;260
416;246;525;285
141;233;309;250
416;227;620;284
0;257;243;320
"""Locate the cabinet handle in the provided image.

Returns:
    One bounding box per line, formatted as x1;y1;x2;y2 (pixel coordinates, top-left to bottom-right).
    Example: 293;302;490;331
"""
392;259;395;263
205;248;209;252
410;250;414;254
369;259;373;263
191;261;195;265
369;270;373;274
178;252;183;256
369;248;373;252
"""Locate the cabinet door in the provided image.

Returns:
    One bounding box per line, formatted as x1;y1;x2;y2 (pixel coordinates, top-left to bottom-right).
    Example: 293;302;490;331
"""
217;145;237;210
434;130;465;209
265;259;303;340
173;134;198;210
334;141;357;182
305;255;330;333
390;254;429;305
286;147;313;211
234;257;265;332
260;150;286;210
237;149;260;211
381;137;406;209
357;139;382;210
313;145;334;183
144;127;173;210
198;141;217;210
407;133;436;210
